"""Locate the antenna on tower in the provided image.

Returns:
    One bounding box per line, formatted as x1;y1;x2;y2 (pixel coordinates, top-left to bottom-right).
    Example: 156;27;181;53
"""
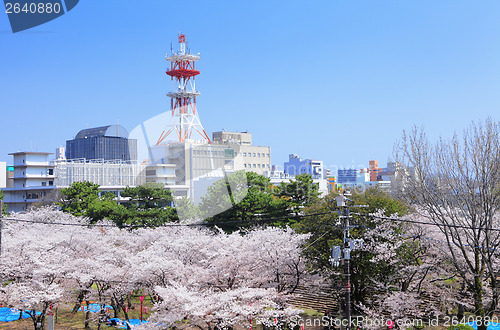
156;34;211;145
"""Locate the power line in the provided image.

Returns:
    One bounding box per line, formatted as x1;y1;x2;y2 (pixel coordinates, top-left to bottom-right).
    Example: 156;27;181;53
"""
7;208;500;237
7;208;500;252
0;211;336;229
353;219;500;252
351;212;500;232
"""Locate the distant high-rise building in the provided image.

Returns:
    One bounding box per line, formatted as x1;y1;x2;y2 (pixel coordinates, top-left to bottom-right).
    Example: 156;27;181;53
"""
284;154;323;179
337;168;358;184
369;160;382;182
66;125;137;161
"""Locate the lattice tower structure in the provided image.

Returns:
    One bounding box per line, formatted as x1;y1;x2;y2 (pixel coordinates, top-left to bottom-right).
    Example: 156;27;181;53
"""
156;34;211;145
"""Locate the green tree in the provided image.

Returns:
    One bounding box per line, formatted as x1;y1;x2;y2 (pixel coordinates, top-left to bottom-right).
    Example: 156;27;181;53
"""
113;182;178;228
276;173;320;215
296;188;413;306
58;182;178;228
58;181;102;219
86;193;125;224
201;171;291;232
0;190;7;215
175;196;201;222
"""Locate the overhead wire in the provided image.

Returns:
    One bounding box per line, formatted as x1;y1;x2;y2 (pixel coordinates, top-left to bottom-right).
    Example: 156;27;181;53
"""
0;211;336;229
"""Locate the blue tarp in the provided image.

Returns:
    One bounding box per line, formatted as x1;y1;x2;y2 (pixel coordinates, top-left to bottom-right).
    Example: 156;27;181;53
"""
0;307;41;322
107;318;148;328
468;322;500;330
80;303;114;313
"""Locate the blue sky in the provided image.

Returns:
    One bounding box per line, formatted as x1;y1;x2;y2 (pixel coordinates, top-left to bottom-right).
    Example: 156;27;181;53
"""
1;0;499;172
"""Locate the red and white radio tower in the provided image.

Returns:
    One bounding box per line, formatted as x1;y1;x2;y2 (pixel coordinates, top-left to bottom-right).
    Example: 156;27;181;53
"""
156;34;211;145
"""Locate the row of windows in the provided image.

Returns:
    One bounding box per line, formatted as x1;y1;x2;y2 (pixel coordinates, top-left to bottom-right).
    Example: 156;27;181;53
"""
244;164;269;169
193;149;225;156
26;192;44;199
66;137;137;161
192;149;235;158
21;181;53;187
20;169;54;176
243;152;269;158
191;150;269;158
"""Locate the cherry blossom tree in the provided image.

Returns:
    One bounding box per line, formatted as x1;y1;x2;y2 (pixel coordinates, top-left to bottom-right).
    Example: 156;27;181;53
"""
0;207;80;329
138;285;301;330
395;119;500;329
0;207;311;329
357;210;475;326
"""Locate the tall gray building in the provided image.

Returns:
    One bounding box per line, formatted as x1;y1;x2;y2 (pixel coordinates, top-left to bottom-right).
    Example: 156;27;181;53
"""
66;125;137;161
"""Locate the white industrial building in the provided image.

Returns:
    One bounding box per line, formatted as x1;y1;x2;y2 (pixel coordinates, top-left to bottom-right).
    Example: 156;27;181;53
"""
54;158;147;199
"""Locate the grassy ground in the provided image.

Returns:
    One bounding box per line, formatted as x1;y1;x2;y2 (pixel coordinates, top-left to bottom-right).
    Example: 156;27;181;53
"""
0;302;451;330
0;296;154;329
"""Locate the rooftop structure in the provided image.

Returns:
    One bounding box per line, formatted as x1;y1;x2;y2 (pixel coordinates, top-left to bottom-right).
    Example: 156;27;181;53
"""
212;131;252;145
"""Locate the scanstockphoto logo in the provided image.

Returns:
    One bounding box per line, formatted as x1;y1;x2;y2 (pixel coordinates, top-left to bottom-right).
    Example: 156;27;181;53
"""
4;0;79;33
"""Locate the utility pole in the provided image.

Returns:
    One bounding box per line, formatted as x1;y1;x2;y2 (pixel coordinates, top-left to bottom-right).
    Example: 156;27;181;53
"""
331;191;367;330
343;205;351;330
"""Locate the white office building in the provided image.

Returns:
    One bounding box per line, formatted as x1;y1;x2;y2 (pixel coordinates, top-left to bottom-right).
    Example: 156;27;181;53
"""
212;131;271;176
3;152;57;212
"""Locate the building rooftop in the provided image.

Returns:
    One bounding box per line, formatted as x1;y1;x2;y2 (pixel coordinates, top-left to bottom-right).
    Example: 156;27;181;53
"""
74;125;129;139
8;152;53;155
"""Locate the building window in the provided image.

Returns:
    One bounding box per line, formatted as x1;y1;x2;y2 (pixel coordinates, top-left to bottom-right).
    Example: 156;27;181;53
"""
258;164;261;168
257;153;260;157
266;153;269;157
244;164;247;168
42;182;46;186
48;169;54;175
49;181;53;186
243;152;247;157
253;164;256;168
253;153;256;157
